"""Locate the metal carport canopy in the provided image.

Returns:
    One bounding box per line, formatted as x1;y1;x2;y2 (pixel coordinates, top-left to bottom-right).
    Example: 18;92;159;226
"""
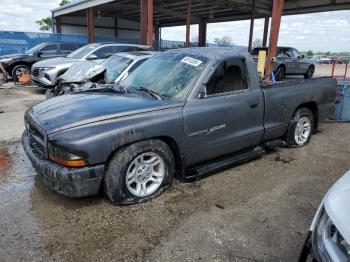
52;0;350;26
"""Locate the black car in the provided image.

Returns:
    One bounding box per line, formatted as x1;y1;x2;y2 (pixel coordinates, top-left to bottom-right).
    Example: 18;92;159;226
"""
0;42;82;81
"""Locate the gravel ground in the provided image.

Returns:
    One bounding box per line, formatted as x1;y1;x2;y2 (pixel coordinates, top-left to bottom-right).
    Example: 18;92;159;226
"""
0;84;349;262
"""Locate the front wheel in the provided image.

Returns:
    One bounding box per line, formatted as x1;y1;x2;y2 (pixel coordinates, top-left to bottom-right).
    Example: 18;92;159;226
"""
303;66;314;79
11;65;30;82
285;108;314;147
104;139;175;205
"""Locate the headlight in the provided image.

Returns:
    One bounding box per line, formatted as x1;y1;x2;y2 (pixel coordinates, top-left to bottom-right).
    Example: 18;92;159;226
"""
48;143;87;167
39;67;55;71
313;210;350;261
0;57;13;63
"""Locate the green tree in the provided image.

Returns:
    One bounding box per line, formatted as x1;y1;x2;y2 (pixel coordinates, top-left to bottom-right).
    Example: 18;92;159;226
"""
59;0;70;6
36;17;52;31
214;36;233;46
253;39;263;48
306;50;314;56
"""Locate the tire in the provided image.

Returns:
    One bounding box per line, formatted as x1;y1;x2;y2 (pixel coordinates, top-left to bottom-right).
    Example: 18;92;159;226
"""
104;139;175;205
285;108;314;147
45;88;54;99
303;66;314;79
11;65;30;82
275;65;286;81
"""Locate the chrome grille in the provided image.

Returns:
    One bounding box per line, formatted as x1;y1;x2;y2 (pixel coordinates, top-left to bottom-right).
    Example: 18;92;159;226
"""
26;117;47;158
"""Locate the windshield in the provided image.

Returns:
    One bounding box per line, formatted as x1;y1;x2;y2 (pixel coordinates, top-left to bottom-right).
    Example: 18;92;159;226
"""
101;55;132;83
120;53;206;99
25;43;46;54
67;43;99;59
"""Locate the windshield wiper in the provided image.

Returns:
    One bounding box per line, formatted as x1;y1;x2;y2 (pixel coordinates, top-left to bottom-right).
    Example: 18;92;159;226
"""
136;86;162;100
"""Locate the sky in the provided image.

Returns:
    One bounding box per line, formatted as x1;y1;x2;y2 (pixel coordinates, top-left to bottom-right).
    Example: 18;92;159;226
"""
0;0;349;52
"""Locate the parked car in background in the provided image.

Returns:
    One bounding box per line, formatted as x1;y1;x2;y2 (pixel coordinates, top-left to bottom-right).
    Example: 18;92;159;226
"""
251;46;316;80
299;170;350;262
46;51;156;98
22;48;336;205
0;42;82;81
31;43;151;88
318;56;332;64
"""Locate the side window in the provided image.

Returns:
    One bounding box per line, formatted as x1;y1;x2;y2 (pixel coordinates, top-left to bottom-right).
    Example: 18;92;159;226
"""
128;59;147;74
92;46;114;59
206;59;248;96
285;48;294;58
293;48;301;58
60;43;77;54
114;46;130;53
40;44;58;55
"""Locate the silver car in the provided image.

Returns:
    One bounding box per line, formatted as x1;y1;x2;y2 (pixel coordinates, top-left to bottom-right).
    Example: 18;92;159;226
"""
31;43;150;88
46;51;157;98
252;47;315;80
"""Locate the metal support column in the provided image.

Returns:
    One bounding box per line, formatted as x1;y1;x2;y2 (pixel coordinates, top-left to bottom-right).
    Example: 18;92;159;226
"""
185;0;191;48
140;0;147;45
248;0;256;52
87;8;95;43
147;0;153;47
198;18;207;47
56;16;62;34
265;0;284;80
155;23;160;50
262;16;269;47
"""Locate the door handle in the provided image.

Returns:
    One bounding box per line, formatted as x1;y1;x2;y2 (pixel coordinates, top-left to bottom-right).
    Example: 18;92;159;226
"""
249;102;258;109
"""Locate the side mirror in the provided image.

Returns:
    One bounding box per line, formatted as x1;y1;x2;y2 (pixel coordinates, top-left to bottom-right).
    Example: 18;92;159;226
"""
86;54;98;60
301;55;305;59
36;51;43;57
198;84;207;99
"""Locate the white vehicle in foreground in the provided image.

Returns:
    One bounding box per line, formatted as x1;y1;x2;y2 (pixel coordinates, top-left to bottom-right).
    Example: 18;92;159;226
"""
299;170;350;261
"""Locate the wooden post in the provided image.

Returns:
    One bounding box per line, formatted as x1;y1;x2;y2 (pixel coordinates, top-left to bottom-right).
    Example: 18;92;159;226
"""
185;0;191;48
198;18;207;47
248;0;256;52
262;16;269;47
147;0;153;47
265;0;284;80
87;8;95;43
56;16;62;34
140;0;147;45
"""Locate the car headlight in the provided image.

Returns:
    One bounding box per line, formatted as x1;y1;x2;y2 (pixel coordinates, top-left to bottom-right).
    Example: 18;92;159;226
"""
313;210;350;261
39;67;55;72
48;143;87;167
0;57;13;64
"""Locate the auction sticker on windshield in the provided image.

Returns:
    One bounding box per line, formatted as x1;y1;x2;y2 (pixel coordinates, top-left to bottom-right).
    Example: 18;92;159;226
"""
181;56;203;67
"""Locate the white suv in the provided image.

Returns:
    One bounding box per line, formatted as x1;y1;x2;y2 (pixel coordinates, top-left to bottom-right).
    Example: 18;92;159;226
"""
31;43;150;88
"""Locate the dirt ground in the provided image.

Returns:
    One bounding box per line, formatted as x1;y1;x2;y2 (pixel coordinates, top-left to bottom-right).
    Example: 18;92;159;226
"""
0;83;350;262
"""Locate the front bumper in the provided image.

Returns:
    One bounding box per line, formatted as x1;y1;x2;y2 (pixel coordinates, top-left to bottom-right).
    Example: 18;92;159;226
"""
31;68;57;87
22;131;104;198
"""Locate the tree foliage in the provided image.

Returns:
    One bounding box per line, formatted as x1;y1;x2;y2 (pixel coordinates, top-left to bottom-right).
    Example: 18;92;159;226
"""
35;17;52;31
60;0;71;6
214;36;233;46
253;39;263;48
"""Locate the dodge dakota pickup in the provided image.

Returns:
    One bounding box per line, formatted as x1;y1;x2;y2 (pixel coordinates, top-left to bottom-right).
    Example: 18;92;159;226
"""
22;48;337;205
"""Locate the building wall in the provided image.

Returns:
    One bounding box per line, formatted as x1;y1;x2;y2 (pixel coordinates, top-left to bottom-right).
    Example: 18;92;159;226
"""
60;16;140;39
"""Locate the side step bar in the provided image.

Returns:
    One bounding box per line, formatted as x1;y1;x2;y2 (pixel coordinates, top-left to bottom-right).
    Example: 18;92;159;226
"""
184;146;266;182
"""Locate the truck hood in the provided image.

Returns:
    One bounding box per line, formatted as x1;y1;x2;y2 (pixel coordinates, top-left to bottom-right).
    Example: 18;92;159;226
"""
33;57;80;68
29;90;182;134
324;170;350;244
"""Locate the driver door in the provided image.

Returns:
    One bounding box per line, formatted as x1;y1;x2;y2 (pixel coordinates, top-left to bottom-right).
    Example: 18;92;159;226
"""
183;58;264;166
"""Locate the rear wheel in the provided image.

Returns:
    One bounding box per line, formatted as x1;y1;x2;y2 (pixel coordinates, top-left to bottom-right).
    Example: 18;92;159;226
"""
275;65;286;81
104;139;175;205
304;66;314;79
285;108;314;147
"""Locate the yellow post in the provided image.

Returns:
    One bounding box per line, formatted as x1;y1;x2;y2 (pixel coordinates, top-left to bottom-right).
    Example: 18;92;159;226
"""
257;50;267;79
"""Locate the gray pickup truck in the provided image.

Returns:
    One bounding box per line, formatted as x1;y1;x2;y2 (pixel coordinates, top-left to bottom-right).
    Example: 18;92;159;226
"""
22;48;337;205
